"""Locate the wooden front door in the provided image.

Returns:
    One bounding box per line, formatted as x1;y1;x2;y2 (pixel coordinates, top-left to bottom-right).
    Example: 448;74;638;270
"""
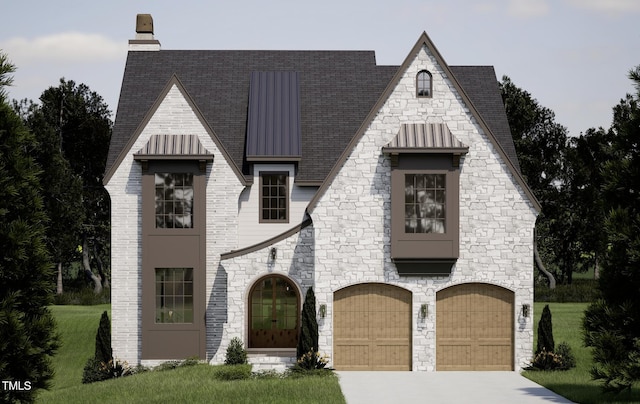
334;283;412;370
249;276;299;348
436;283;514;370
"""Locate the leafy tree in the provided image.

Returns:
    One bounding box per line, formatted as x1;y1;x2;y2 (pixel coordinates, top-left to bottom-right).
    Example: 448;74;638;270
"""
297;287;319;359
15;98;85;294
583;66;640;393
0;53;59;403
25;79;112;293
500;76;575;283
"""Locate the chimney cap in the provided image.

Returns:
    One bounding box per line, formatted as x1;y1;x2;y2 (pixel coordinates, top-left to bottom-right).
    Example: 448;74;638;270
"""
136;14;154;34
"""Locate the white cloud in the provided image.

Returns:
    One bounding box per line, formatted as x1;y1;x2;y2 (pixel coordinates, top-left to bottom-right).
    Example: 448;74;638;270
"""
507;0;550;18
566;0;640;13
0;32;126;66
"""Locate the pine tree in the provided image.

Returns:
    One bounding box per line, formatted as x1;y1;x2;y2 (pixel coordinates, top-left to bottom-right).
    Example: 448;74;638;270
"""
583;65;640;393
537;305;554;354
297;287;319;359
0;53;59;403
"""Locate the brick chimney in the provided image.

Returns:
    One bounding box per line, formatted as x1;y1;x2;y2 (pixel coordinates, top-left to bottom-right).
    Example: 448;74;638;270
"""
129;14;160;51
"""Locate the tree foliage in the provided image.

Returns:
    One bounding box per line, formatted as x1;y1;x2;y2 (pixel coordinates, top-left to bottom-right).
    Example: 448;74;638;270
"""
0;53;59;403
17;79;112;293
500;76;578;283
583;65;640;393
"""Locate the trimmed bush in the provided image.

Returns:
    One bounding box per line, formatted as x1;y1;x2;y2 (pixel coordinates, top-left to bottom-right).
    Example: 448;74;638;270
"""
535;279;599;302
212;364;252;380
527;342;576;371
224;337;248;365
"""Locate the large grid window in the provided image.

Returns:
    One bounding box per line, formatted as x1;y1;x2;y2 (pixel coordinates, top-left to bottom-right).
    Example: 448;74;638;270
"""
155;173;194;228
405;174;446;233
417;70;432;97
260;173;288;222
155;268;194;324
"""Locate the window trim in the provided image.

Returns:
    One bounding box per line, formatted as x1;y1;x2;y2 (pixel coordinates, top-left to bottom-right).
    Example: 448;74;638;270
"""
390;154;460;261
259;171;289;224
416;70;433;98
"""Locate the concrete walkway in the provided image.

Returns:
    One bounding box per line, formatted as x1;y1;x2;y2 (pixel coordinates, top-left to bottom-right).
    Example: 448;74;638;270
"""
337;371;574;404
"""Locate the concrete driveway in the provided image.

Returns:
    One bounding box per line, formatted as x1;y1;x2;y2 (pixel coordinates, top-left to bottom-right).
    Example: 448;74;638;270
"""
337;371;573;404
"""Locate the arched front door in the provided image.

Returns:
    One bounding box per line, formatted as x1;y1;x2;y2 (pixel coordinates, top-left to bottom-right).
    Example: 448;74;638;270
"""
249;275;299;348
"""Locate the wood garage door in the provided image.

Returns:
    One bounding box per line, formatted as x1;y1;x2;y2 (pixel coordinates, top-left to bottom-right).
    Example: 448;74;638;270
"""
436;283;514;370
334;284;411;371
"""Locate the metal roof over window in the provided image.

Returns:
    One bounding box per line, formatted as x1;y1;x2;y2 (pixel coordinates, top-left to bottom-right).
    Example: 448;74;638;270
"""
383;123;469;154
134;134;213;160
246;71;302;162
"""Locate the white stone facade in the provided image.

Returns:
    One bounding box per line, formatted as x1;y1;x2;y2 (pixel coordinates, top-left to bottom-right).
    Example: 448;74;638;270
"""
108;43;537;371
308;45;538;371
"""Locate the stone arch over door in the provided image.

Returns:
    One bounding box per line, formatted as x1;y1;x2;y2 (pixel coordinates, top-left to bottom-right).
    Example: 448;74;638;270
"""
333;283;412;370
436;283;514;370
248;274;300;348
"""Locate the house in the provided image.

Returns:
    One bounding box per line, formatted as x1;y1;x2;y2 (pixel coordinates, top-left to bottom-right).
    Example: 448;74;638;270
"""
104;14;540;372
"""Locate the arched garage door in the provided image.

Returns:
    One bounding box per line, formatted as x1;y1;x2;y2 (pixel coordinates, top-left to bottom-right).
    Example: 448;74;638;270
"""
436;283;514;370
334;284;411;371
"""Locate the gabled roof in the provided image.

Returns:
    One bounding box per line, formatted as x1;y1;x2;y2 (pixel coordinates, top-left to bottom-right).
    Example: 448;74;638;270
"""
105;50;396;185
306;32;539;212
105;34;538;211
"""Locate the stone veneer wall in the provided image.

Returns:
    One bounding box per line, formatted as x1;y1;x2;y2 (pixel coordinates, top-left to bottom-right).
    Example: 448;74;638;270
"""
106;84;244;365
310;45;538;371
213;223;315;364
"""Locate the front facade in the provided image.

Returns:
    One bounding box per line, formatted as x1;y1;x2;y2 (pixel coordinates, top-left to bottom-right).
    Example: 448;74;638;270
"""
105;15;539;372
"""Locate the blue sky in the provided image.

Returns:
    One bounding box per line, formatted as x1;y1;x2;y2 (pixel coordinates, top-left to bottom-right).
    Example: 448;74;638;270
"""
2;0;639;137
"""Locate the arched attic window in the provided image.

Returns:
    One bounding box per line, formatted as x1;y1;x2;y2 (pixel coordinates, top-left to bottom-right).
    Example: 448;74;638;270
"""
417;70;432;98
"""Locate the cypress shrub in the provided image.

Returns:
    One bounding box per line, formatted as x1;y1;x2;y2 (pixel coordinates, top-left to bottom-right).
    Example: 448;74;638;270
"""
95;311;112;364
297;287;319;359
536;304;555;353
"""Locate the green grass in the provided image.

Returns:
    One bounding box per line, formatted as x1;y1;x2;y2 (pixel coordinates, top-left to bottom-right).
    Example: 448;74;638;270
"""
37;304;345;404
524;302;640;404
46;304;111;391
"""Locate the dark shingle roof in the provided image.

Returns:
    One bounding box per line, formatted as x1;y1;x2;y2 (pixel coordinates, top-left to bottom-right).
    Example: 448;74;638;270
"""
106;50;518;184
450;66;520;172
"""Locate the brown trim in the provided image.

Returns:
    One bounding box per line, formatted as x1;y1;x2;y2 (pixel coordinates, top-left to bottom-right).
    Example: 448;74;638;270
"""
391;154;460;261
103;74;247;186
221;218;312;260
141;160;207;359
246;156;302;162
259;171;289;224
306;32;541;214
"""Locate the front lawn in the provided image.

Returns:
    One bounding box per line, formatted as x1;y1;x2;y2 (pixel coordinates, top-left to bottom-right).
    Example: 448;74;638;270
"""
37;304;344;404
523;302;640;404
